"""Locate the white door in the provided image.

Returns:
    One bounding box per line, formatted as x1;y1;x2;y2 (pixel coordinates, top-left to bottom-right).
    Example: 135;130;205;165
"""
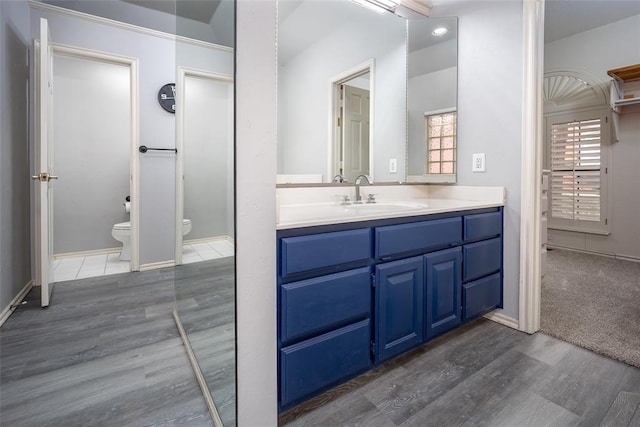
342;84;370;183
33;18;56;307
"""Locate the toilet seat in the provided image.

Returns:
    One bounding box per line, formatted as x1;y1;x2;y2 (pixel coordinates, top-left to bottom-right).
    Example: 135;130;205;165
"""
113;221;131;231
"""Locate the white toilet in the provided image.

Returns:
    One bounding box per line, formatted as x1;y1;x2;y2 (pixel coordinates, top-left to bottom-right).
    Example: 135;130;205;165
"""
112;219;192;261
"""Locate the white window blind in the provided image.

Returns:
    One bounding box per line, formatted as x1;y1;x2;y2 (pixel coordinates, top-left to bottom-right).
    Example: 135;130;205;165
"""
550;118;601;222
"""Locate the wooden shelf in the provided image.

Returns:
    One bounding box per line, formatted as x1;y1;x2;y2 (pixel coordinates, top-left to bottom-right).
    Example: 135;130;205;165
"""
613;97;640;108
607;64;640;82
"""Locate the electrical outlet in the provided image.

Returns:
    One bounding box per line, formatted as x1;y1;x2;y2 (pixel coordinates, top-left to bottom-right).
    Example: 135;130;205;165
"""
389;158;398;173
472;153;485;172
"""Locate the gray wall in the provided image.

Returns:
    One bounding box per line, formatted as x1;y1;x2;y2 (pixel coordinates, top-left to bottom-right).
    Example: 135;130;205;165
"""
544;14;640;260
52;54;130;254
434;1;523;320
30;4;233;265
0;0;32;312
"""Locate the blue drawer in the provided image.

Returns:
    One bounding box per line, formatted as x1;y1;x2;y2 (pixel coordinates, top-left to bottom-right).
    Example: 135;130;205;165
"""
463;237;501;282
280;229;371;278
375;217;461;259
463;211;502;241
463;272;502;320
279;319;371;408
280;268;371;345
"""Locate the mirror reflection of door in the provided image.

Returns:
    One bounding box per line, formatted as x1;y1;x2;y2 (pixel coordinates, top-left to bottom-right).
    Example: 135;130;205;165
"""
334;71;371;182
340;75;370;182
179;71;234;265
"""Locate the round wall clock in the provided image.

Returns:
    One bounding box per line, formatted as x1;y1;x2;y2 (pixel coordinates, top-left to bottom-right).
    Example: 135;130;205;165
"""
157;83;176;113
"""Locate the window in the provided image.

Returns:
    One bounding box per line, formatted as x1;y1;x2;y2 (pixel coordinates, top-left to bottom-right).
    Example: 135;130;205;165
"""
425;110;456;175
547;110;609;233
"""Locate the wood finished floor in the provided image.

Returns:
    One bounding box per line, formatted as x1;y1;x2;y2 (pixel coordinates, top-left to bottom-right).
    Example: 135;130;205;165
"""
0;262;229;427
174;258;236;426
280;319;640;426
4;259;640;427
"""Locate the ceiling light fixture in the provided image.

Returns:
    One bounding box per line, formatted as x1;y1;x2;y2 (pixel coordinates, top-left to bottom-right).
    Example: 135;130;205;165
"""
432;27;448;36
350;0;389;14
350;0;432;18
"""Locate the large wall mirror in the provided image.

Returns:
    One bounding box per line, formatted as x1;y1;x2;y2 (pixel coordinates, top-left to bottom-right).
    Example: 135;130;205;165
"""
33;0;236;425
277;0;457;184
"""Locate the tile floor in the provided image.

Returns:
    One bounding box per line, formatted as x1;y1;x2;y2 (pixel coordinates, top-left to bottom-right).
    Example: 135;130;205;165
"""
53;239;234;283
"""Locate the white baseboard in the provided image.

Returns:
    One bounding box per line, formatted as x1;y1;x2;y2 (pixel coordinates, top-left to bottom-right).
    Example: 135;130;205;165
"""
547;245;640;263
483;310;520;331
55;247;121;259
184;235;234;246
139;260;175;271
0;280;34;327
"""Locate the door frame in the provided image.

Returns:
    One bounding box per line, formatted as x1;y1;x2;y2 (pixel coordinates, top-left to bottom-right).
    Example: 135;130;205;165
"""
43;43;140;271
175;67;234;265
327;59;375;183
518;0;545;334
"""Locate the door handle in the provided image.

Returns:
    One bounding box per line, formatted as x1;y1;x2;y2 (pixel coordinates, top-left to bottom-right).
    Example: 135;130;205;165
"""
31;172;58;182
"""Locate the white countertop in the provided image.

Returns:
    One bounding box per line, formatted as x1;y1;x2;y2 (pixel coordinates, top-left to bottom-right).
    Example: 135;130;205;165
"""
276;185;506;230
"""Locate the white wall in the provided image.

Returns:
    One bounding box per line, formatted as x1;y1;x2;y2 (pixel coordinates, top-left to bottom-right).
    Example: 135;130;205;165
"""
52;54;131;254
434;1;524;320
544;15;640;260
277;11;406;182
0;0;32;313
30;3;233;265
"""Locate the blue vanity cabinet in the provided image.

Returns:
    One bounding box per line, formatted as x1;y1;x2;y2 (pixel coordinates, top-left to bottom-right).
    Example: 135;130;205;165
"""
374;256;424;363
277;206;504;411
461;211;504;321
424;247;463;340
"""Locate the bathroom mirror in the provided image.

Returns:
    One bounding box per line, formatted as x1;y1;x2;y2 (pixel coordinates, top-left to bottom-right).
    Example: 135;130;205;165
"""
277;0;407;183
277;0;458;184
35;0;237;425
406;17;458;183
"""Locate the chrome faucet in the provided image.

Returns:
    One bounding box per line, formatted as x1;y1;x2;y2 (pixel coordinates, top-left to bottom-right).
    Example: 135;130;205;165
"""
354;174;372;203
332;174;347;183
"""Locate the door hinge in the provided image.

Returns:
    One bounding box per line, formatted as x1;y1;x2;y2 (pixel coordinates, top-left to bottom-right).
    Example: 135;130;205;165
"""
605;116;608;123
337;117;341;127
371;273;376;288
370;340;376;357
605;218;608;225
605;167;608;174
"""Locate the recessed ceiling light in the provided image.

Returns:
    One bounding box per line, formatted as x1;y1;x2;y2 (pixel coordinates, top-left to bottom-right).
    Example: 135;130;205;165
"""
432;27;448;36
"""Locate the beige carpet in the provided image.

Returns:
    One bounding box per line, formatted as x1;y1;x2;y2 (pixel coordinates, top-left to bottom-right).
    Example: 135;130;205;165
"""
541;248;640;368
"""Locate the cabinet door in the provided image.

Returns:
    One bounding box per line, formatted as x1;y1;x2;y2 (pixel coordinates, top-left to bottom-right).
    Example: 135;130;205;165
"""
375;256;424;363
425;247;462;341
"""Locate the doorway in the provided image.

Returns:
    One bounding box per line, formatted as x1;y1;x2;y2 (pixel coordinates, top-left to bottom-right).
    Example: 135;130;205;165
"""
46;45;139;282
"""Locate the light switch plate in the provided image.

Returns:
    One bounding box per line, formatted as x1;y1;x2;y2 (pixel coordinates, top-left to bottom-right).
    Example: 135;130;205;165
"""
389;158;397;173
472;153;485;172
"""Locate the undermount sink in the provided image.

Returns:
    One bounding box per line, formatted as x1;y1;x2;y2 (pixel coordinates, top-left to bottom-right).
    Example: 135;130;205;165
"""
344;201;429;212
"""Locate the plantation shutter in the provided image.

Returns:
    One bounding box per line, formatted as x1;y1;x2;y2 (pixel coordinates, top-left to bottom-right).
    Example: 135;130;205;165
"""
550;118;601;222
